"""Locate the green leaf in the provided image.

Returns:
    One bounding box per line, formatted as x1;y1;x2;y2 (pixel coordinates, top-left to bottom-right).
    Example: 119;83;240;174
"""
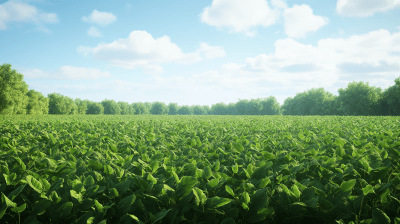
225;185;236;199
150;160;159;174
339;179;356;192
10;203;26;213
233;142;244;152
249;188;269;214
193;187;207;206
301;187;315;202
26;175;43;193
7;184;25;201
119;194;136;213
206;196;232;209
109;188;119;198
372;208;390;224
220;217;236;224
83;175;95;186
56;202;73;218
151;209;171;224
50;191;62;204
32;199;51;215
292;185;301;199
362;185;375;195
232;163;239;174
175;176;197;201
104;164;114;175
70;190;83;203
0;204;7;219
241;192;250;205
3;173;16;185
95;199;103;213
81;199;95;211
1;193;17;208
263;152;275;160
251;164;268;180
319;198;334;211
46;178;64;197
203;166;212;179
115;179;131;195
13;157;26;171
208;178;219;188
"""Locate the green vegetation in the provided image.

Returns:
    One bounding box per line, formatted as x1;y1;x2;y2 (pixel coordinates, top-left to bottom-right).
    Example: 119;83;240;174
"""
1;115;400;223
1;63;400;116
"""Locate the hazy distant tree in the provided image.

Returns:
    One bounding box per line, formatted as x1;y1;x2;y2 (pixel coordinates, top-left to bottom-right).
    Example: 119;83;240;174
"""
168;103;180;115
177;105;193;115
150;101;168;115
226;103;237;115
118;101;132;115
235;99;249;115
281;97;295;115
337;81;382;116
101;99;121;114
26;90;48;115
86;101;104;114
211;102;228;115
377;77;400;116
74;98;87;115
48;93;76;114
0;63;29;115
143;102;152;113
132;102;149;115
258;96;281;115
202;105;211;115
246;99;261;115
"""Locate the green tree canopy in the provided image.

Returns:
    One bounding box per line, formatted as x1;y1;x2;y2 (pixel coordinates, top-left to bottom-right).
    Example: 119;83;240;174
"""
118;101;132;115
150;101;168;115
86;101;104;114
101;99;121;115
27;90;49;115
75;98;88;115
132;102;149;115
337;81;383;116
48;93;77;114
0;63;29;115
177;105;193;115
193;105;208;115
167;103;180;115
258;96;281;115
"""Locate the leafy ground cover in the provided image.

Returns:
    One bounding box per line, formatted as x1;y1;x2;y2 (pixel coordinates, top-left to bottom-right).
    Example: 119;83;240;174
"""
1;115;400;224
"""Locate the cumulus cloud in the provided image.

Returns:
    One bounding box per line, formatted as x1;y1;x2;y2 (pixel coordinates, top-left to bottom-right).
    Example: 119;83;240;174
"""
0;0;58;31
82;9;117;26
200;0;279;36
282;4;329;38
76;30;226;74
22;66;112;80
337;0;400;17
87;26;102;37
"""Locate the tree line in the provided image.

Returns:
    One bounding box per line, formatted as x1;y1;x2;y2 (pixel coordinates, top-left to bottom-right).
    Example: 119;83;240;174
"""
1;63;399;116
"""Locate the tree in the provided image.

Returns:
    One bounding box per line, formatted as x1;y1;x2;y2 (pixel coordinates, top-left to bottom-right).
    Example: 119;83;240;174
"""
281;97;295;115
118;101;132;115
48;93;77;114
235;99;249;115
132;102;149;115
226;103;237;115
75;98;88;115
168;103;180;115
0;63;29;115
150;101;168;115
177;105;193;115
211;102;229;115
101;99;121;114
193;105;208;115
202;105;211;115
26;90;49;115
86;101;104;114
258;96;281;115
337;81;382;116
377;76;400;116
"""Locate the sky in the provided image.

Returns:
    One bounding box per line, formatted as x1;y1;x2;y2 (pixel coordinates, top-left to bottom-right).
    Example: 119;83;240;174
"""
1;0;400;107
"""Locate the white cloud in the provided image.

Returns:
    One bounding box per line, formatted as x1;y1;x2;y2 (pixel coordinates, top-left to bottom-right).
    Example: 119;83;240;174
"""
0;0;58;31
337;0;400;17
76;30;226;74
82;9;117;26
87;26;102;37
200;0;279;37
282;4;329;39
22;66;112;80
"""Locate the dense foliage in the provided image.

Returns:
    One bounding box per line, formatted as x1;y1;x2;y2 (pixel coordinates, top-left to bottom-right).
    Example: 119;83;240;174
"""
0;115;400;224
1;63;399;116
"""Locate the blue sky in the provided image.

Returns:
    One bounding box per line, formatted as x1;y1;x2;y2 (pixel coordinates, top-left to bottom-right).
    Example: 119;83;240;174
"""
1;0;400;107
